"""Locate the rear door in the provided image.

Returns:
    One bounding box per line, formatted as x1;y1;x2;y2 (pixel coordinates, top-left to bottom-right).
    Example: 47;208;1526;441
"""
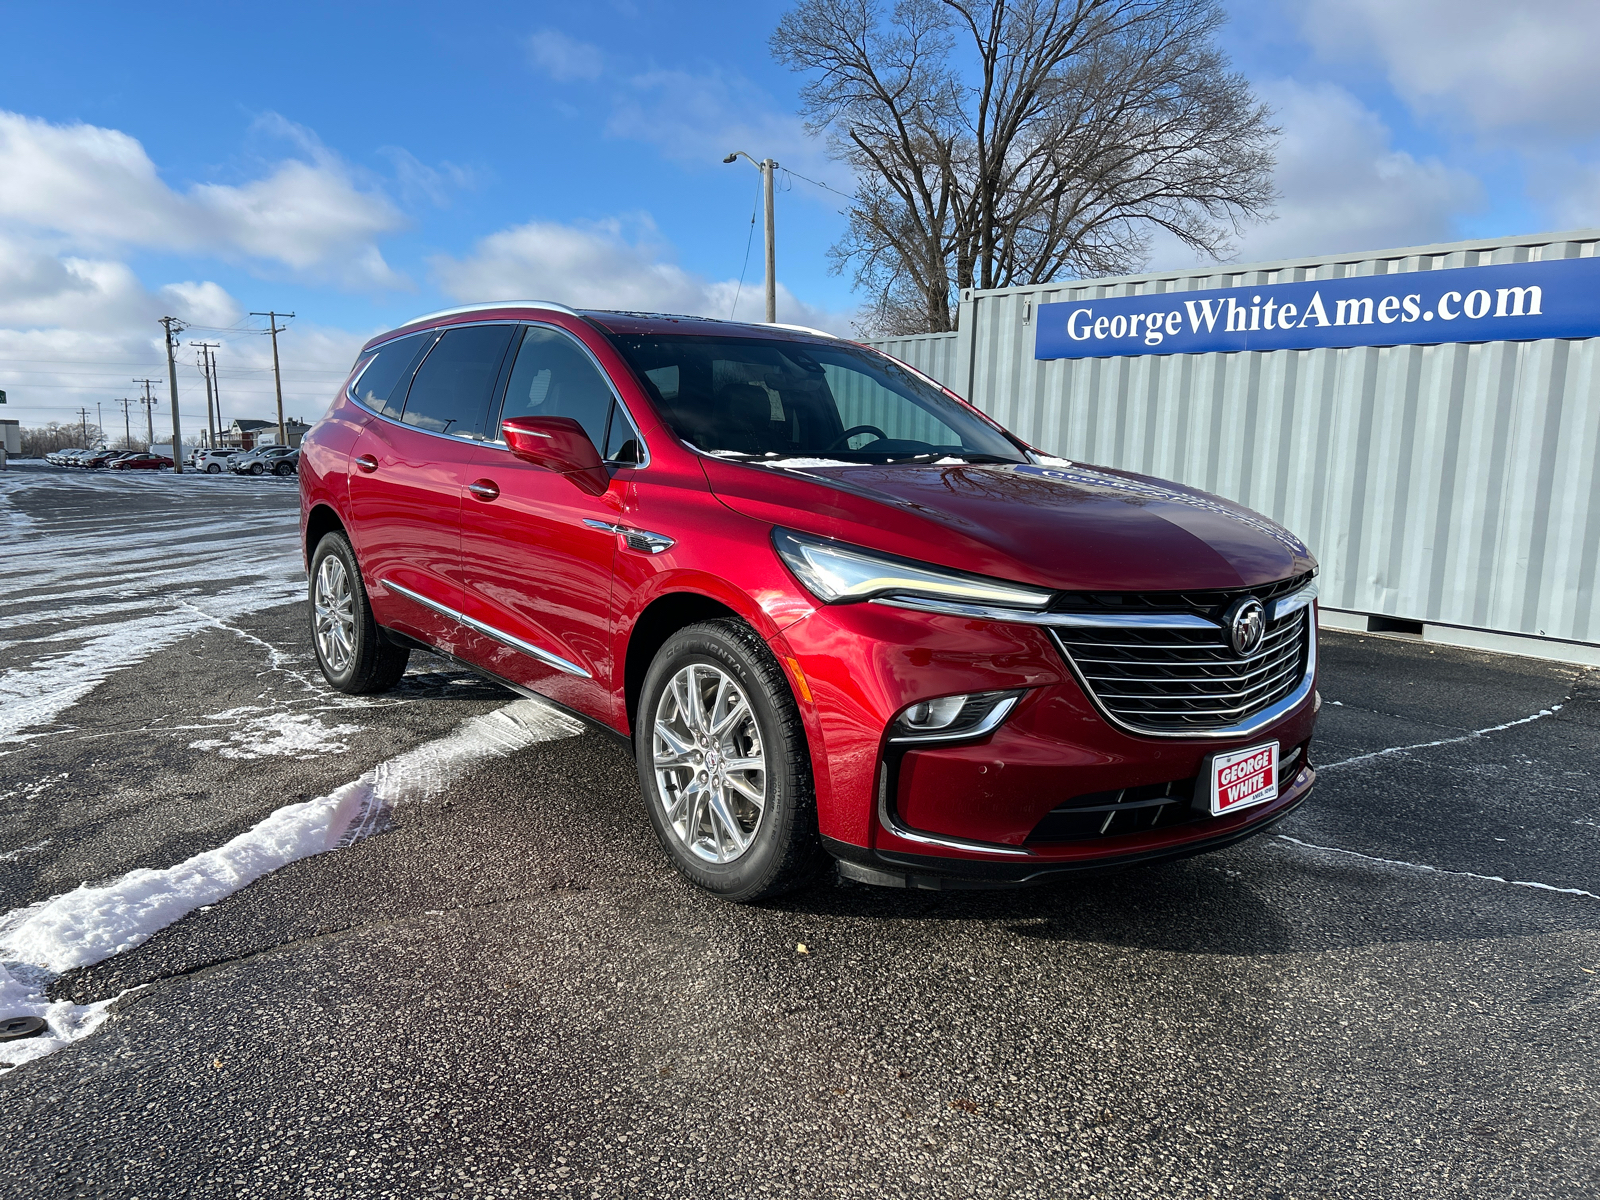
347;323;517;653
457;323;637;723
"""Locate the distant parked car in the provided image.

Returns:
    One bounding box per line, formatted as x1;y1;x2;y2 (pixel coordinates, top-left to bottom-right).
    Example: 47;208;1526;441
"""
271;449;300;476
231;445;296;475
45;448;83;465
109;452;173;470
195;448;239;474
82;449;127;468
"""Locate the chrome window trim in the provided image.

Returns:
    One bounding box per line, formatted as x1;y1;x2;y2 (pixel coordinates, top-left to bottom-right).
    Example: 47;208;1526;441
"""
871;594;1219;630
346;319;652;469
886;694;1021;745
1046;618;1317;741
379;577;591;679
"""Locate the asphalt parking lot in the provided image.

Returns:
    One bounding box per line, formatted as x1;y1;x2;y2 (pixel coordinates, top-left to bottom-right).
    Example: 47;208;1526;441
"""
1;464;1596;1199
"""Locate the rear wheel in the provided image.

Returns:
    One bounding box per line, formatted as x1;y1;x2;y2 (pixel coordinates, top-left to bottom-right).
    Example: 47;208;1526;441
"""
635;619;822;902
309;532;409;694
275;461;294;476
206;463;220;474
250;462;265;475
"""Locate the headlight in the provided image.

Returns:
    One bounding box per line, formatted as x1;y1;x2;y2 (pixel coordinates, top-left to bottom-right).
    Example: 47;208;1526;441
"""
772;528;1052;609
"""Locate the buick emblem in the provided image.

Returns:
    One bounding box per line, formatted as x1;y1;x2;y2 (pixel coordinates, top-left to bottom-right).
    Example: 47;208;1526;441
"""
1225;596;1266;657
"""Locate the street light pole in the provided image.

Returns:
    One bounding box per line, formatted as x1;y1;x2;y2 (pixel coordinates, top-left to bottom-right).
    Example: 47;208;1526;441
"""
723;151;779;323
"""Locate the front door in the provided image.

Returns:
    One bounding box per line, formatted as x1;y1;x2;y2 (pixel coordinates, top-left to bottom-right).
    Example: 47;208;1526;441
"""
347;323;517;655
458;324;633;724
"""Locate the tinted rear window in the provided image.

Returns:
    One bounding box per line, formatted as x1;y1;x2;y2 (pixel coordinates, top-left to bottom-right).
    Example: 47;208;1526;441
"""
352;332;431;418
400;325;517;439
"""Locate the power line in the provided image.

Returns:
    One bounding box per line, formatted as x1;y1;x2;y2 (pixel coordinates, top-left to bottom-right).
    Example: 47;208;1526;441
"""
780;166;855;212
731;175;761;320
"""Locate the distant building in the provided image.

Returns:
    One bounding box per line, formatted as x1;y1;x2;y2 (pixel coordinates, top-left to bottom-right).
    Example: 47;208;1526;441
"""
223;418;312;449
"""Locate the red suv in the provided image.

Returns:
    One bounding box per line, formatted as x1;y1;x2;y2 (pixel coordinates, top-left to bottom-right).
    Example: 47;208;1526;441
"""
300;303;1319;900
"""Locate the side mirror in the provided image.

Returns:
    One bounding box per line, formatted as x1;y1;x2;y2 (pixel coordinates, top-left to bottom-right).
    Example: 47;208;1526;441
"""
499;416;609;495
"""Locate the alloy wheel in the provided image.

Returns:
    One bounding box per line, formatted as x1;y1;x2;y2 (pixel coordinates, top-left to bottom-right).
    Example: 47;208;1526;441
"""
652;663;767;863
313;554;356;675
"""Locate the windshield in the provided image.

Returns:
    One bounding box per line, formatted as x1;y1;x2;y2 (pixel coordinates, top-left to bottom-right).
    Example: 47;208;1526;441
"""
603;334;1025;464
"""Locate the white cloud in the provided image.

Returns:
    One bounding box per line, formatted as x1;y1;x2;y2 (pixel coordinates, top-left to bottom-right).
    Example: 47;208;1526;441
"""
0;110;407;289
430;215;854;333
1148;80;1479;269
527;30;604;82
1299;0;1600;139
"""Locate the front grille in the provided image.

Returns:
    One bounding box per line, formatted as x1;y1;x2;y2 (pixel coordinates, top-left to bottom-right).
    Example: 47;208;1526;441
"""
1050;579;1312;735
1049;572;1313;618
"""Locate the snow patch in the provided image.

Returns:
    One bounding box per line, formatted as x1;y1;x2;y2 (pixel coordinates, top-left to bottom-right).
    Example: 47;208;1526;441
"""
1319;705;1563;771
188;711;364;760
0;698;583;1067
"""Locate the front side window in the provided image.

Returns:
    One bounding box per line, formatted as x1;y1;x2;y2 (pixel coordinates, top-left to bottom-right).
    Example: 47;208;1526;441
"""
498;325;616;452
352;332;431;418
604;335;1023;464
399;325;517;438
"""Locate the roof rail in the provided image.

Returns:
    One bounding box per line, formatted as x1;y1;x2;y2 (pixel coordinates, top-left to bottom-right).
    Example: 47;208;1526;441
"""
398;300;581;327
769;322;841;339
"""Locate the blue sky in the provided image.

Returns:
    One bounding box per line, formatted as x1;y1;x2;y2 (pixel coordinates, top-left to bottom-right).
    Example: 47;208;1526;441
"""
1;0;1595;433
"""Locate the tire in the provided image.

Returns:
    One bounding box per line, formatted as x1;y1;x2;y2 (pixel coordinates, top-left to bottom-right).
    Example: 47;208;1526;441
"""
635;619;822;902
250;462;265;475
308;532;409;694
206;463;220;474
275;461;294;476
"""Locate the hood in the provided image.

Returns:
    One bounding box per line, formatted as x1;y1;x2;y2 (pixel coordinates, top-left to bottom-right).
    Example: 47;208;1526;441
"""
700;457;1315;593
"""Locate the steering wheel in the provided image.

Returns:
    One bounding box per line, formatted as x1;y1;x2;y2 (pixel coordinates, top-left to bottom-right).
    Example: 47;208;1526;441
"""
825;425;889;453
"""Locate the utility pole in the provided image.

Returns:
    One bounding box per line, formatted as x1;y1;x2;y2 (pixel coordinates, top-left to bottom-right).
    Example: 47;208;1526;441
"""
250;311;294;445
96;402;103;443
133;378;162;448
76;407;91;446
723;152;779;322
191;341;220;448
159;317;187;471
114;397;134;448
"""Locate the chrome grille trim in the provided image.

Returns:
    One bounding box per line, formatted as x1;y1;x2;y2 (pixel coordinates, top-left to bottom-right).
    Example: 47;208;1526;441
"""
1049;602;1315;739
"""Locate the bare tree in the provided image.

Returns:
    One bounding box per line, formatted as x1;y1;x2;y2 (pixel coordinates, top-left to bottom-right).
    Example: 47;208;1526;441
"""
772;0;1278;334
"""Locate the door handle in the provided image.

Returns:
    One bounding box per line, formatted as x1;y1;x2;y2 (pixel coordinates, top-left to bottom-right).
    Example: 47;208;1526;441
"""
467;479;500;501
353;454;378;473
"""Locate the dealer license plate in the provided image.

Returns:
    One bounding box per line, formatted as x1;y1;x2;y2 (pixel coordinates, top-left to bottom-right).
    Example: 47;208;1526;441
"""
1209;741;1279;816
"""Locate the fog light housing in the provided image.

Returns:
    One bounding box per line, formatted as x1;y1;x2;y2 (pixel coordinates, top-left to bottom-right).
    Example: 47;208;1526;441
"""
890;690;1024;743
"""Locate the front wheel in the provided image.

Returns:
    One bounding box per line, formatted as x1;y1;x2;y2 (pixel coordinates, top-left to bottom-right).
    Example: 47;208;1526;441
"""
275;461;294;476
308;532;409;694
206;463;220;474
635;619;822;902
250;462;265;475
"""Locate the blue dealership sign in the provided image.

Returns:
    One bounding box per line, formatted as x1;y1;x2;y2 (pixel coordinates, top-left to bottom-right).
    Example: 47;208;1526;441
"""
1035;256;1600;360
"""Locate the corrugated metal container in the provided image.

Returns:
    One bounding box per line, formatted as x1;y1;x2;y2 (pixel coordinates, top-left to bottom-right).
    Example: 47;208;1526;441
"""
865;229;1600;653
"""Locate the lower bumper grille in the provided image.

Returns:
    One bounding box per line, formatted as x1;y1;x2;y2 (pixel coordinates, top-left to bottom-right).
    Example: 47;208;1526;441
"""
1050;591;1312;736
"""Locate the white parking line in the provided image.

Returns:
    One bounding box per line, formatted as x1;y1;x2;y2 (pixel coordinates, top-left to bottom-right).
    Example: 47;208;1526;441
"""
1277;835;1599;901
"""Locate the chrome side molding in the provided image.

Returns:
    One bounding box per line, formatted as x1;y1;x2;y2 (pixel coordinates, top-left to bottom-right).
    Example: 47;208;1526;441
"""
379;578;592;678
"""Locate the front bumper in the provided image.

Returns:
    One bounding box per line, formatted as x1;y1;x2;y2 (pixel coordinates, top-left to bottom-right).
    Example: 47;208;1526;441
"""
774;597;1319;881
